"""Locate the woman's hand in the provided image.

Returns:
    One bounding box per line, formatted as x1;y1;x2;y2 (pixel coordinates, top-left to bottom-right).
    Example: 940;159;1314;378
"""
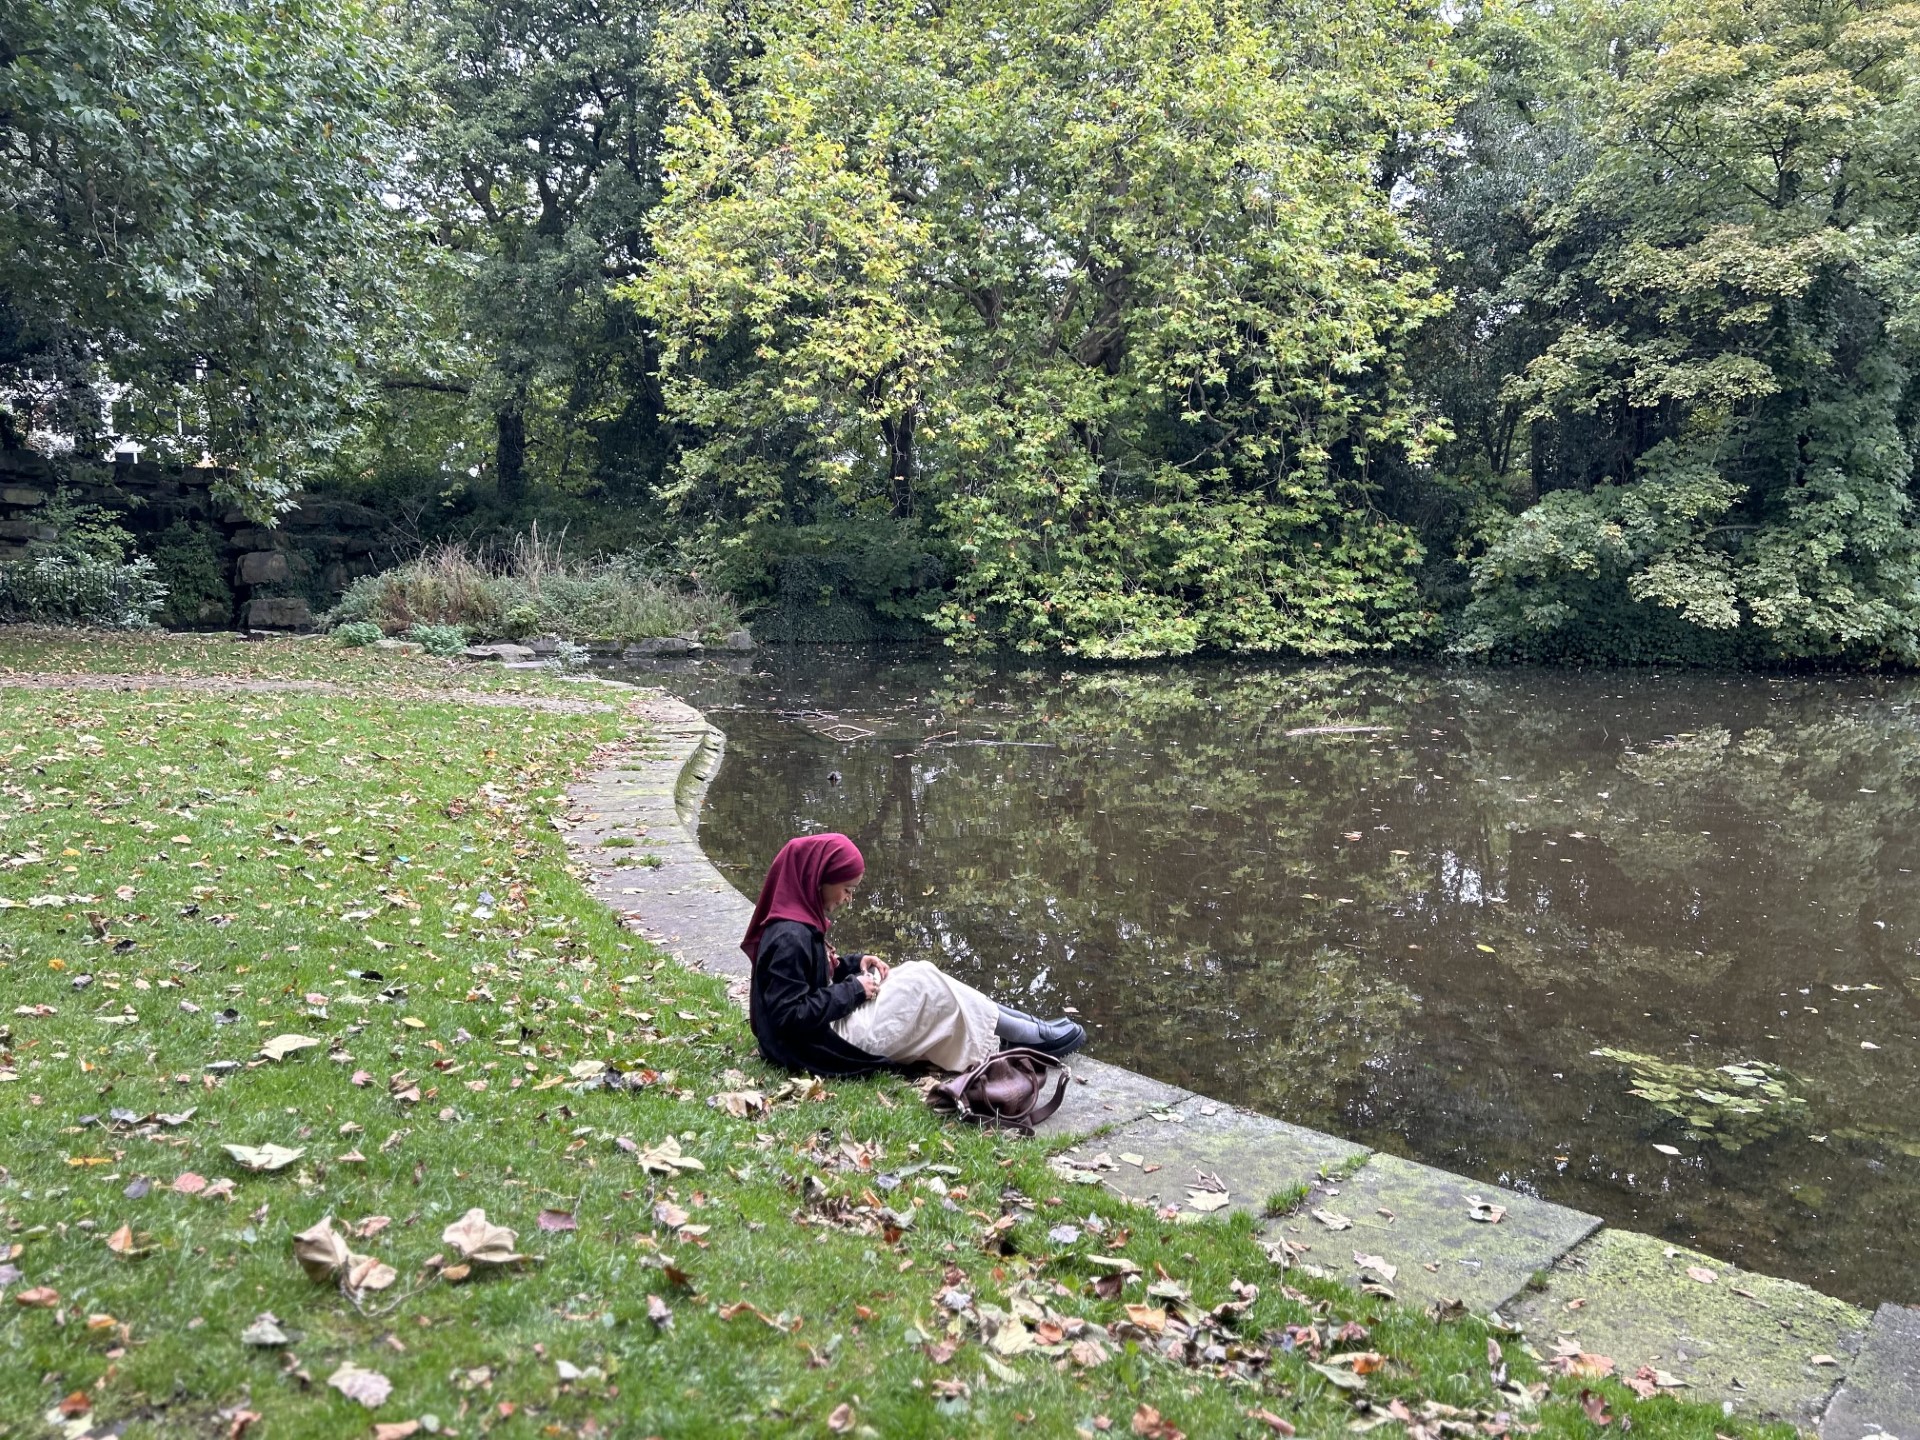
859;953;891;983
857;970;883;1001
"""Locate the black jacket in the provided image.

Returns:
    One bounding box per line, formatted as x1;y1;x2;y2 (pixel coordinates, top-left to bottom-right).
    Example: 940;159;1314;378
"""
749;919;890;1077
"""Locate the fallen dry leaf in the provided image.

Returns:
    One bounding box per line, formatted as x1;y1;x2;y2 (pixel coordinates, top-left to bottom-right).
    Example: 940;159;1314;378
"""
1131;1403;1186;1440
647;1293;672;1327
709;1090;767;1118
1465;1196;1507;1224
635;1136;705;1175
241;1314;290;1347
536;1209;577;1232
1123;1304;1167;1334
1581;1389;1612;1426
1687;1265;1717;1285
1247;1408;1296;1436
223;1143;304;1173
1310;1362;1369;1391
327;1362;391;1409
441;1209;525;1267
293;1218;350;1281
1310;1208;1352;1230
827;1402;854;1433
1353;1251;1397;1281
1186;1189;1231;1213
14;1286;58;1307
345;1254;398;1296
106;1223;144;1258
260;1034;321;1062
171;1172;208;1196
373;1424;421;1440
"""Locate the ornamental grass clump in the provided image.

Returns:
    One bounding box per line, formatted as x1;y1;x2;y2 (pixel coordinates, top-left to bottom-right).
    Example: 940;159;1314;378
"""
326;531;738;643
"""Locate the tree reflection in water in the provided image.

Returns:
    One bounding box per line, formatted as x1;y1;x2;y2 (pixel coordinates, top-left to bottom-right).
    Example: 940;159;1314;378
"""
668;649;1920;1306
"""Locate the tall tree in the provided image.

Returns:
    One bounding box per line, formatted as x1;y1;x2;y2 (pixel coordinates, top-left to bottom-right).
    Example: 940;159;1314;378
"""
1433;0;1920;663
0;0;404;510
402;0;674;509
636;0;1460;658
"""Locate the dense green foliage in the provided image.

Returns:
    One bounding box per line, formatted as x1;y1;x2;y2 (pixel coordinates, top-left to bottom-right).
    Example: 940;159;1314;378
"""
1426;0;1920;663
635;0;1454;658
0;0;404;510
5;0;1920;660
0;489;166;625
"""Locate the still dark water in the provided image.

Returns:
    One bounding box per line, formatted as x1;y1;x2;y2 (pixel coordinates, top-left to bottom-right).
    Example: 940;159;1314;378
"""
638;649;1919;1306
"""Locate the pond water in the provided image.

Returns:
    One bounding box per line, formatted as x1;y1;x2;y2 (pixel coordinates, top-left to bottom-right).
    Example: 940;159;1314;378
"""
634;648;1920;1306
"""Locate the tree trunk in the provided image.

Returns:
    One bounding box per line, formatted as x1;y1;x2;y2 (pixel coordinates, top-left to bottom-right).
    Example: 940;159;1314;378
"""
880;410;915;518
496;402;527;508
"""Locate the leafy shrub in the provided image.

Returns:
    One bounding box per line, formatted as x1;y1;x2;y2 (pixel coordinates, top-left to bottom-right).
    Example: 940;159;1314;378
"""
0;486;169;628
36;488;140;562
326;531;740;643
334;621;384;648
0;552;168;627
404;622;468;656
148;521;233;628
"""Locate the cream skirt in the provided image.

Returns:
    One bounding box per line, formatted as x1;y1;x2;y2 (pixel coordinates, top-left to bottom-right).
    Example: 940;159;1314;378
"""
831;960;1002;1073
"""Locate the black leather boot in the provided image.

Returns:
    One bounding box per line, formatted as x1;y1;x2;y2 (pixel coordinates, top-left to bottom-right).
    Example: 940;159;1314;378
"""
994;1004;1087;1058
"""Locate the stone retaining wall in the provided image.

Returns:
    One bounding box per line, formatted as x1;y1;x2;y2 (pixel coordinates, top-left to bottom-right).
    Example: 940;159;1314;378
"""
0;449;395;629
562;691;1918;1438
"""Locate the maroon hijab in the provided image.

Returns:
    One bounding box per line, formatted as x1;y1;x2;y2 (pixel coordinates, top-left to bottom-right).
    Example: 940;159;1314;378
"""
740;833;865;961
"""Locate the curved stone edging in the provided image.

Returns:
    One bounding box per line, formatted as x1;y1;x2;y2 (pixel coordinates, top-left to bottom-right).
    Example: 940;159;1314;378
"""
561;689;1912;1436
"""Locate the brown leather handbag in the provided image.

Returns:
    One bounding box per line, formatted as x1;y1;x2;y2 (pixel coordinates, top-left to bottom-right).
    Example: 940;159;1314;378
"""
926;1047;1070;1135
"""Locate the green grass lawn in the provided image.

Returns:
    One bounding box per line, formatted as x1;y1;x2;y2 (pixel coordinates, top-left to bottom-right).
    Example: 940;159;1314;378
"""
0;630;1794;1440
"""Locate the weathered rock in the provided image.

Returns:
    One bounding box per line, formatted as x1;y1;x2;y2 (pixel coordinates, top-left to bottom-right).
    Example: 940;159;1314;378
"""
0;486;47;506
236;550;291;585
624;636;701;658
461;643;536;663
525;633;565;655
242;596;312;630
718;629;756;652
583;638;625;655
0;518;56;542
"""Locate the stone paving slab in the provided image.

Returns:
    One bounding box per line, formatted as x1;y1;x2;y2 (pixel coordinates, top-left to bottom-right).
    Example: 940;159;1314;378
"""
566;695;757;984
1821;1304;1920;1440
1053;1094;1368;1219
1261;1152;1600;1317
1038;1057;1195;1141
1508;1227;1870;1426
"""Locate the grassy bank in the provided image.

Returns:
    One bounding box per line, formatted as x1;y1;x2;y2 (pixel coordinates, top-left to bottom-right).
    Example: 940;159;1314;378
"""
0;630;1791;1439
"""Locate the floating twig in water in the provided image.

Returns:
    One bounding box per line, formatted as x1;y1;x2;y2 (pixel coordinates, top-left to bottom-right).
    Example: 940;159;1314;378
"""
818;723;875;742
924;739;1056;749
1283;724;1388;738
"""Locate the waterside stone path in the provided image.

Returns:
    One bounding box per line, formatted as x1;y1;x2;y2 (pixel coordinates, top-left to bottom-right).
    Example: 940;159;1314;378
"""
563;691;1918;1439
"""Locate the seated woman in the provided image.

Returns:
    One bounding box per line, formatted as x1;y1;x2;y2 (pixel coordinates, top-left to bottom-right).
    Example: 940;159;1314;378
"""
742;832;1085;1077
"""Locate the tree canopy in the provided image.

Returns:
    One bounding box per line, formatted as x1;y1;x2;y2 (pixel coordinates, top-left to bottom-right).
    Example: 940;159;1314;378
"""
5;0;1920;662
0;0;403;510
